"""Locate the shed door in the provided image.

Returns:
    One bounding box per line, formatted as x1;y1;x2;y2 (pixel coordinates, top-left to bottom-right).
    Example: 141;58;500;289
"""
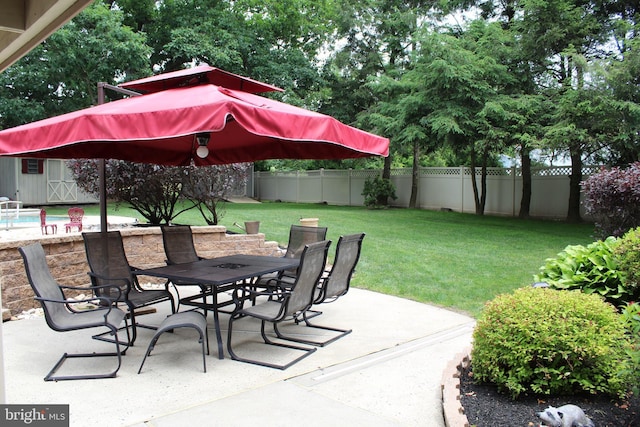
47;160;78;203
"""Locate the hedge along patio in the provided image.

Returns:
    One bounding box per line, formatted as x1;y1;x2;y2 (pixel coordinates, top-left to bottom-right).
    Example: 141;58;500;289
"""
253;165;602;220
0;226;280;315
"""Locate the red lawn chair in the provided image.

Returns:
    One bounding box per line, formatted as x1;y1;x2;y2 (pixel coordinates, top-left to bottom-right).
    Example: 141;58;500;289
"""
65;207;84;233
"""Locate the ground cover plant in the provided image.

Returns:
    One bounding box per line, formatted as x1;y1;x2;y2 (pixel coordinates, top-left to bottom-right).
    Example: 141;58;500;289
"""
51;202;595;316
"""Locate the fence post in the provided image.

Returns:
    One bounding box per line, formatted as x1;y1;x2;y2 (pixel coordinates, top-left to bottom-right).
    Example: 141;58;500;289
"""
320;168;325;203
512;166;516;217
460;165;465;213
349;168;352;206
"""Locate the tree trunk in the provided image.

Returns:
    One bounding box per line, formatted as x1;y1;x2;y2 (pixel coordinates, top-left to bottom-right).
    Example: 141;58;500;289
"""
382;153;392;180
519;148;532;218
469;145;484;215
566;146;583;223
409;141;419;208
479;149;487;215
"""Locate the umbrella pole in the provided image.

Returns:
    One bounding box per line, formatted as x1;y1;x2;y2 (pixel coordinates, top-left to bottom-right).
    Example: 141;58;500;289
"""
97;83;107;234
99;159;107;233
95;82;142;234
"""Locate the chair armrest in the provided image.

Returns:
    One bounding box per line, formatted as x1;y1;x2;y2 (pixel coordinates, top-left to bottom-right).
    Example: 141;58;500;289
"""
231;286;291;306
129;266;168;291
86;272;132;294
35;294;119;316
58;283;123;304
262;276;295;290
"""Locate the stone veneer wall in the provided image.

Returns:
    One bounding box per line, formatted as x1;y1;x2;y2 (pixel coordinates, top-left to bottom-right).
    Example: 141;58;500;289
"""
0;226;280;315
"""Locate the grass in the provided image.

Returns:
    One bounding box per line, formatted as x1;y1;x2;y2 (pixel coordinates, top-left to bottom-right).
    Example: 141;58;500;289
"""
48;202;596;317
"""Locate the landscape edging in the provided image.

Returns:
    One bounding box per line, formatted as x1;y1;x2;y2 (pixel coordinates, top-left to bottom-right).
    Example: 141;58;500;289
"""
441;346;471;427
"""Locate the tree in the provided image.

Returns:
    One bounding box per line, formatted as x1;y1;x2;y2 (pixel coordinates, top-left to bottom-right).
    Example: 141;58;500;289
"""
478;94;552;218
67;160;190;224
67;160;248;225
0;1;151;129
114;0;337;104
324;0;438;184
182;163;250;225
407;27;508;215
582;162;640;238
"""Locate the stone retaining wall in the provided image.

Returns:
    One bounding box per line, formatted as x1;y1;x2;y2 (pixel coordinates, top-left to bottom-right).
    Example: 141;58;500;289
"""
0;226;280;315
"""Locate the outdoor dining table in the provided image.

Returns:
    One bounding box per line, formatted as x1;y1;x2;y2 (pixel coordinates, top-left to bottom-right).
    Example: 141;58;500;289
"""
134;254;300;359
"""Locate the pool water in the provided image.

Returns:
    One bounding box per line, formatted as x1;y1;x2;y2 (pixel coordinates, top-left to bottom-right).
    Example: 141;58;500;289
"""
4;215;67;224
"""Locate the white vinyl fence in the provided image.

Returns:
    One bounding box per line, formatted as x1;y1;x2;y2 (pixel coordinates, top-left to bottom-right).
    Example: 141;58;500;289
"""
253;166;602;220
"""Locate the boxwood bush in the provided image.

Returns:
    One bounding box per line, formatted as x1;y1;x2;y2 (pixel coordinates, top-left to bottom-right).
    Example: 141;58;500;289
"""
615;227;640;299
471;287;632;399
621;302;640;395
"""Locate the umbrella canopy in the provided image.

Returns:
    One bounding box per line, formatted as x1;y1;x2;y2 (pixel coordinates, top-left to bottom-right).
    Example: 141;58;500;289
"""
0;84;389;165
119;65;284;94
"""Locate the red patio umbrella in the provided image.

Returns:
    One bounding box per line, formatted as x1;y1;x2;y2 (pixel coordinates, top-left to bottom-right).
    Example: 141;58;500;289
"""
0;84;388;165
0;79;388;230
118;65;284;94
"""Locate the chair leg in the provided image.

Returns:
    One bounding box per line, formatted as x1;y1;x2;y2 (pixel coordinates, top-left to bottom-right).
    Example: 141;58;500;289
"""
227;314;316;370
294;308;322;323
273;311;352;347
138;313;209;374
45;325;124;381
92;317;132;352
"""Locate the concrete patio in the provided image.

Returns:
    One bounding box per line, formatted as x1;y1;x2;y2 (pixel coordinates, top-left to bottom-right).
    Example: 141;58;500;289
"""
3;287;474;426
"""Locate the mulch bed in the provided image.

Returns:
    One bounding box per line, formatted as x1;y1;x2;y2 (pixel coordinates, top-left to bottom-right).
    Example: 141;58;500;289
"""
459;363;640;427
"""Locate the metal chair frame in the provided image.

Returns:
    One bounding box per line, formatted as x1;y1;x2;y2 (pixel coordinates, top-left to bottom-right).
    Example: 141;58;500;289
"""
227;240;331;370
138;311;210;374
82;231;176;346
160;225;237;316
18;243;130;381
293;233;366;346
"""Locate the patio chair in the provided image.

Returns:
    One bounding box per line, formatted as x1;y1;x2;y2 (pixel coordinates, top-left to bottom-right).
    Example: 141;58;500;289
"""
18;242;129;381
227;240;331;369
83;231;176;346
253;224;328;288
160;225;237;315
296;233;366;346
40;209;57;235
65;207;84;233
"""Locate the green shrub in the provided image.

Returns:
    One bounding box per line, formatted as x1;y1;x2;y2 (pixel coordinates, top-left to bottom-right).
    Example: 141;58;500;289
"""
620;302;640;396
472;287;631;399
614;227;640;301
361;176;397;208
533;237;630;306
582;162;640;238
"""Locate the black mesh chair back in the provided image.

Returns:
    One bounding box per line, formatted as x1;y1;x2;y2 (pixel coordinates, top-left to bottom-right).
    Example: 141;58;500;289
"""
227;240;331;369
284;225;328;259
316;233;366;304
294;233;365;346
18;242;127;381
83;231;175;345
83;231;134;301
19;243;68;329
283;240;331;317
161;225;201;264
160;225;213;313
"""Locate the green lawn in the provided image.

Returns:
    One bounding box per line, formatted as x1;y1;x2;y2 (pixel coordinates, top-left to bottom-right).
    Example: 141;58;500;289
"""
51;202;595;317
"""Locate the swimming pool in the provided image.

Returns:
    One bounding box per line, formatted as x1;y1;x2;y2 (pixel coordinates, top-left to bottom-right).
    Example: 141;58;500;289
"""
8;215;67;224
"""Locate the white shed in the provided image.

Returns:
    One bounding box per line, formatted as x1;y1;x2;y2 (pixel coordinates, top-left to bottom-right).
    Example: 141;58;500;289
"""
0;157;97;205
